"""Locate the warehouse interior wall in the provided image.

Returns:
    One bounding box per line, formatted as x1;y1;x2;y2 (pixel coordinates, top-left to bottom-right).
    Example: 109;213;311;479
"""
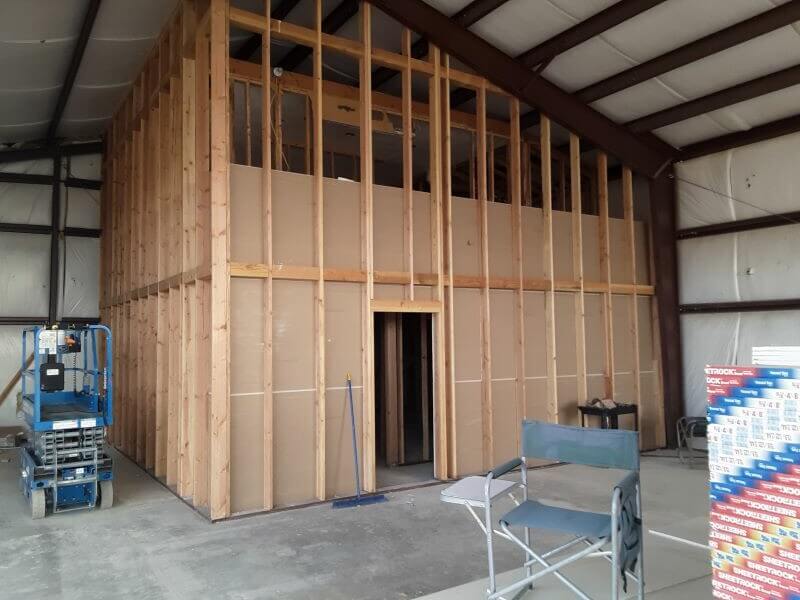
0;152;102;427
676;132;800;417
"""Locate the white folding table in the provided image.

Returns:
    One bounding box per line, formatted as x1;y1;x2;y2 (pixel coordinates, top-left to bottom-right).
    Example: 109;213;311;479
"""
441;476;519;536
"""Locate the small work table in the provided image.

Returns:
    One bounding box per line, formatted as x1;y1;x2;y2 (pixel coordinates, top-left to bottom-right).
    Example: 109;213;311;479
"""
578;403;638;430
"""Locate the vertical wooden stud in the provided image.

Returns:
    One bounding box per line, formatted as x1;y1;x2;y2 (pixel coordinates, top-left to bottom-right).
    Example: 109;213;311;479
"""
208;0;230;520
541;116;558;423
262;0;275;512
429;44;447;480
312;0;326;502
442;55;456;478
360;1;376;492
274;84;283;170
510;98;525;448
180;0;197;500
623;167;641;420
402;28;414;301
597;152;615;400
571;134;587;408
476;82;493;468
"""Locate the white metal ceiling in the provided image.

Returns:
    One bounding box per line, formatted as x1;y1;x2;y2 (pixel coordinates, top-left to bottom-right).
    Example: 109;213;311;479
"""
3;0;799;151
0;0;177;145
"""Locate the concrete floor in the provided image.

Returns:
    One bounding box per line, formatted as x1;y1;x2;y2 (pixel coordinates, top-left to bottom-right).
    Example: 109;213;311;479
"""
377;461;435;489
0;448;709;599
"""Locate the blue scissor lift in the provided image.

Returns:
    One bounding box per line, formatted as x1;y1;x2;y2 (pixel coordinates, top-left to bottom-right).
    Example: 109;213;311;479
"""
18;324;114;519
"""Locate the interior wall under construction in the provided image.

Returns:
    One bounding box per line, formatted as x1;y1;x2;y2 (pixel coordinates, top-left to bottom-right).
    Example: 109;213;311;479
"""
100;0;666;520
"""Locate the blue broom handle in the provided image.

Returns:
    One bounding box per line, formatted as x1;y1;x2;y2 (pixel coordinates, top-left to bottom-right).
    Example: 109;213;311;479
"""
347;374;361;499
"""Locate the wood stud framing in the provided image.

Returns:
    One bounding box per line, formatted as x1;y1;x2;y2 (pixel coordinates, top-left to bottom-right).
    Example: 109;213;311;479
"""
312;0;326;503
623;167;642;416
541;116;558;423
597;152;615;400
261;0;274;511
571;134;587;407
360;1;376;493
477;82;493;469
100;0;666;519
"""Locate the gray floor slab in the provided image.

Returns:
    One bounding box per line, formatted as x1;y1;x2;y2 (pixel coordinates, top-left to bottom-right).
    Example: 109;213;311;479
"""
0;448;709;599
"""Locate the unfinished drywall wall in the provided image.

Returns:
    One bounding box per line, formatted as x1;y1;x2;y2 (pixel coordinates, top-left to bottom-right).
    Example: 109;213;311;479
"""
228;165;660;509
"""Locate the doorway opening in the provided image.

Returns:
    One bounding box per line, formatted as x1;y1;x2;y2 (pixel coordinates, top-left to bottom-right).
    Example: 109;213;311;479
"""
374;312;434;489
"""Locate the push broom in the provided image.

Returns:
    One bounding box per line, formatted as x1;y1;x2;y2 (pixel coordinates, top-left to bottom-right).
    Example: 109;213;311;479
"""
332;374;388;509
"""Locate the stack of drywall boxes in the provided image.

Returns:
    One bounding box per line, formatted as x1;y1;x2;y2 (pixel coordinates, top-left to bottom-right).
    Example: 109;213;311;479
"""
706;364;800;600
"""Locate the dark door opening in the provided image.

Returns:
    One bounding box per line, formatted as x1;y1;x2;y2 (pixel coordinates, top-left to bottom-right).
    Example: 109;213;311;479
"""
374;312;434;489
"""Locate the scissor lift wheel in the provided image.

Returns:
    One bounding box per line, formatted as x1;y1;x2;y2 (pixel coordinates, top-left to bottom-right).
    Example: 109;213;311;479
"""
99;480;113;509
31;489;46;520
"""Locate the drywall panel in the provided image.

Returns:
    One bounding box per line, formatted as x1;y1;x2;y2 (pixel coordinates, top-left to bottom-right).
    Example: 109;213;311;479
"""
612;295;633;373
273;169;314;266
230;164;264;264
373;283;405;300
581;213;601;283
454;381;483;476
521;205;545;280
325;282;362;386
413;191;433;274
324;177;360;269
637;297;654;369
609;218;633;284
525;378;548;423
552;211;573;281
272;280;315;391
231;392;264;514
231;278;264;394
584;293;605;376
492;380;518;464
554;292;576;375
413;285;433;300
522;291;546;376
487;202;512;278
326;385;362;499
489;289;515;379
373;184;404;272
586;374;605;402
453;288;482;380
614;373;635;408
639;372;658;449
451;195;480;277
557;377;578;426
274;391;316;507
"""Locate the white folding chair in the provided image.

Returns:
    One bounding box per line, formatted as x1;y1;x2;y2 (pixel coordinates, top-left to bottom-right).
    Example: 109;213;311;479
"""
484;420;644;600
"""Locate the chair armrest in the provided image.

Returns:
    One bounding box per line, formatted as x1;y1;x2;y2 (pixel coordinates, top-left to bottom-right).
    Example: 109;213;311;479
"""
487;457;522;479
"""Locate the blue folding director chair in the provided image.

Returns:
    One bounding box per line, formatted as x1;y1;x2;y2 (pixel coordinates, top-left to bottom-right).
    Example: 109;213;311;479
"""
484;420;643;600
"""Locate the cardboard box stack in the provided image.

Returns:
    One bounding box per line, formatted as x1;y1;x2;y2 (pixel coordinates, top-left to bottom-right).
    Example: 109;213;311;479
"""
706;364;800;600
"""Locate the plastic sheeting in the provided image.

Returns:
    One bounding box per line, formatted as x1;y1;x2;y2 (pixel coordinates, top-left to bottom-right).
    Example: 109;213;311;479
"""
59;236;100;319
0;232;50;317
677;134;800;416
0;155;101;426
